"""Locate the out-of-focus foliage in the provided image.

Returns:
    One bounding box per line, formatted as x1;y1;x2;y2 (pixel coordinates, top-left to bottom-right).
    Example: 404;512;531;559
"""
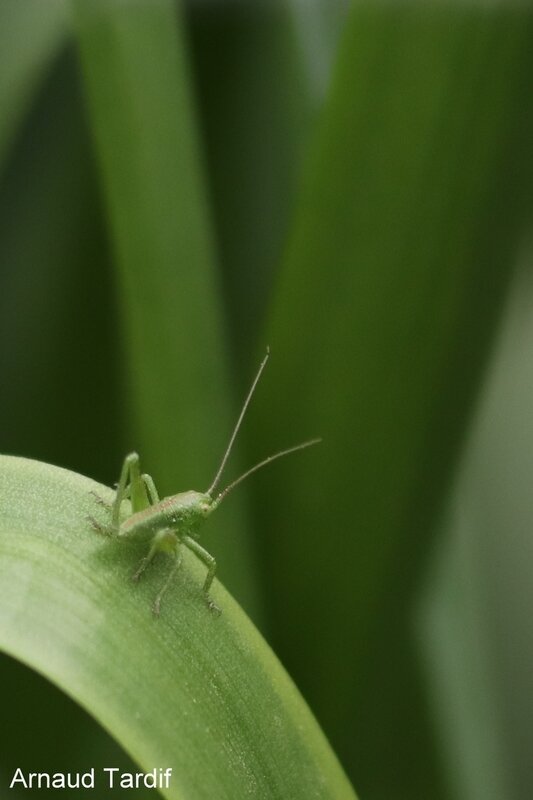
0;0;68;164
0;1;532;799
420;260;533;800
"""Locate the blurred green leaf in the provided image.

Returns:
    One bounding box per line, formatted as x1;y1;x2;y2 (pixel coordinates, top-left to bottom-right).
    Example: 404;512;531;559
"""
251;4;533;798
420;261;533;800
418;521;510;800
0;47;120;482
0;0;69;168
288;0;349;103
0;44;130;796
72;0;259;615
187;2;311;366
0;455;357;800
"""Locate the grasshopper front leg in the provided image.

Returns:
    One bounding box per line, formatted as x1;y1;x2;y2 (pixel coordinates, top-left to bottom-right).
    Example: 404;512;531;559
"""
182;535;220;614
132;529;182;617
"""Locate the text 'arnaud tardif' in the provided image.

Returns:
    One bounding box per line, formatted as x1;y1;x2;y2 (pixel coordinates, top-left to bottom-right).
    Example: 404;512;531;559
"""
9;767;173;790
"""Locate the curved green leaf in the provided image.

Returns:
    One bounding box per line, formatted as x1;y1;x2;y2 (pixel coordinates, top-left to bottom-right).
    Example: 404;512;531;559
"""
0;455;356;800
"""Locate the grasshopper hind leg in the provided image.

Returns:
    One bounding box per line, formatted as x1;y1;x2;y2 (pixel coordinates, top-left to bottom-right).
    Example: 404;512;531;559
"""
182;535;221;615
114;452;144;524
142;473;160;505
89;452;159;536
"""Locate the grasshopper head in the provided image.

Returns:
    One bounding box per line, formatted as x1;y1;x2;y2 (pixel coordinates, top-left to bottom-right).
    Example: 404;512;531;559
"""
198;492;215;517
166;490;215;527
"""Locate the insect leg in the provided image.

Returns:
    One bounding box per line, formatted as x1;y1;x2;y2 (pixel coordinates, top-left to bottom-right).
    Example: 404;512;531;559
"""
132;528;181;615
89;490;112;509
131;528;178;580
153;546;182;617
87;514;115;535
112;452;148;527
88;452;143;533
142;473;160;505
182;535;220;614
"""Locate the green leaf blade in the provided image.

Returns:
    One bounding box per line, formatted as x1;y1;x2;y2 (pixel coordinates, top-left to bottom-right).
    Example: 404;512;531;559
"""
0;455;357;800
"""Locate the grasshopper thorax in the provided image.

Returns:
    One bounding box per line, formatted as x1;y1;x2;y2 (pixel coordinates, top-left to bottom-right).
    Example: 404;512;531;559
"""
162;490;216;528
119;490;216;539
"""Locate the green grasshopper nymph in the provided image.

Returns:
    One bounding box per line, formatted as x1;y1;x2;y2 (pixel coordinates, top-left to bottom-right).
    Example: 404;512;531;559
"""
89;350;320;616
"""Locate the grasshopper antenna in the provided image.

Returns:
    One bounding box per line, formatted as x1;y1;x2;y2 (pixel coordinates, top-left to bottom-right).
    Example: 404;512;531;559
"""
207;348;271;496
215;438;321;504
